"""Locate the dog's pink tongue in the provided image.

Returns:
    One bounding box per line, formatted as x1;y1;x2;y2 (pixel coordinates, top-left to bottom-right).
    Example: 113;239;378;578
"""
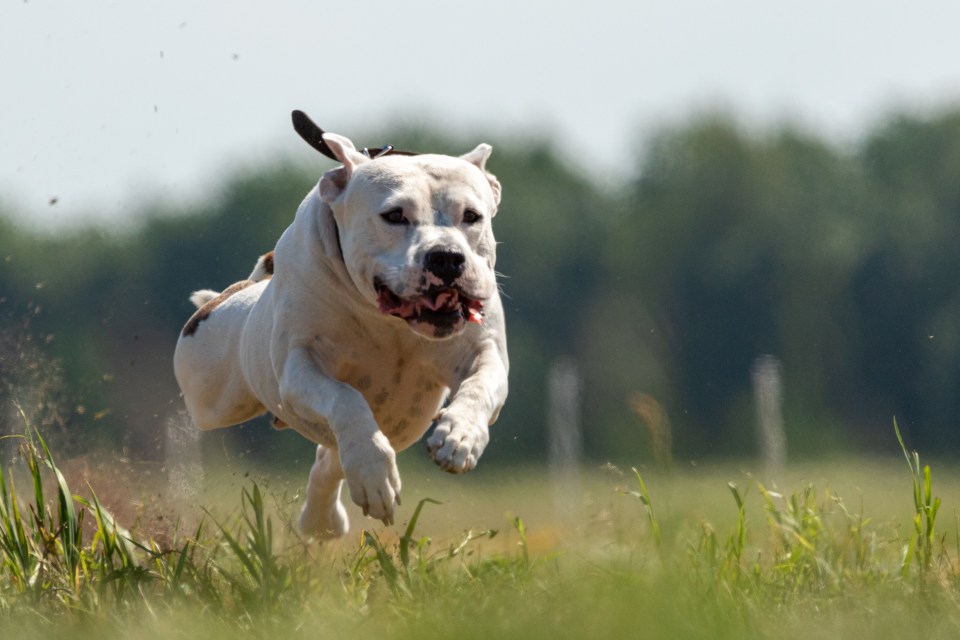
378;288;417;318
422;289;458;311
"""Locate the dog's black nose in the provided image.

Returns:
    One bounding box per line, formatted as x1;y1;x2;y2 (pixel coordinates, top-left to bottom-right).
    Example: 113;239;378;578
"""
425;249;466;283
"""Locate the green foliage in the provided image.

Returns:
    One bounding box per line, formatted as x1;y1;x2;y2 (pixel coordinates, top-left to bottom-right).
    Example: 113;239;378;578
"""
5;110;960;460
3;429;960;637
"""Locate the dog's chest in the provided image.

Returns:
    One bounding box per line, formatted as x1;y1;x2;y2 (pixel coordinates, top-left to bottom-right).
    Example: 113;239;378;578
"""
338;356;447;449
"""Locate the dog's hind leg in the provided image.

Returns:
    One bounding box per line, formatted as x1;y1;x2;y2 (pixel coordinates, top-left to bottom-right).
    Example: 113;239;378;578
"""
298;444;349;539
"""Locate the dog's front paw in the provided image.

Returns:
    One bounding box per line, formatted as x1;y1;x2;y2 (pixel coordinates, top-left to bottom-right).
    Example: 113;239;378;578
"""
339;431;402;525
427;412;489;473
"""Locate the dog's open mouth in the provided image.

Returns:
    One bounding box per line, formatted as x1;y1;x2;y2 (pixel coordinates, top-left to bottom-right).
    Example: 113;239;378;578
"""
375;278;484;328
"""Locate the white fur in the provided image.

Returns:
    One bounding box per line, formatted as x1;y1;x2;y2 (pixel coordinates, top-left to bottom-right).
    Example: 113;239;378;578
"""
173;135;509;539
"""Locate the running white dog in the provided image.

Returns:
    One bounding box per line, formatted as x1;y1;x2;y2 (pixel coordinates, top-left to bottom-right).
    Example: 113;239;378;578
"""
173;114;509;538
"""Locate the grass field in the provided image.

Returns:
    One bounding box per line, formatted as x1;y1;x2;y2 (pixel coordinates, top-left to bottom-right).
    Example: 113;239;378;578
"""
3;426;960;639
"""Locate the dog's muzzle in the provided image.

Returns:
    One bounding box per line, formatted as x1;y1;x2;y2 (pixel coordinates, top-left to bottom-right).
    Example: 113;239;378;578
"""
374;277;484;338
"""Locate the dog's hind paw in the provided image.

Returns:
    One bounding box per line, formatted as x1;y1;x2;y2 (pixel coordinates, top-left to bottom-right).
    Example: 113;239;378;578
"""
298;499;349;540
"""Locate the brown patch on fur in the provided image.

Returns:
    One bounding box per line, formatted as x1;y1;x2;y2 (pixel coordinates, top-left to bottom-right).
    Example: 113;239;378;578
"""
261;251;275;276
271;415;289;430
181;279;256;337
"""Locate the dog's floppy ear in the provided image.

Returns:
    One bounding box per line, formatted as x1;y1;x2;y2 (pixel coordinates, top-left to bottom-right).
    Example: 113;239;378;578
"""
461;143;501;207
319;133;370;204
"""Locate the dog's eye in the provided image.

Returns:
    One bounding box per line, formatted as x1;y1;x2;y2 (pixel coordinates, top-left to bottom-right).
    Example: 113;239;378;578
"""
380;208;408;225
463;209;482;224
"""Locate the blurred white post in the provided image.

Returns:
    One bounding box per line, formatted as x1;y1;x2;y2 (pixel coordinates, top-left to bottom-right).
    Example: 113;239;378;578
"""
752;354;786;476
165;409;202;503
547;357;583;522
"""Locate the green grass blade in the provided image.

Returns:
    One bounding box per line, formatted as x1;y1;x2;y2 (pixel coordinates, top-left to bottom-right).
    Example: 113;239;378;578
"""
631;467;662;549
399;497;440;570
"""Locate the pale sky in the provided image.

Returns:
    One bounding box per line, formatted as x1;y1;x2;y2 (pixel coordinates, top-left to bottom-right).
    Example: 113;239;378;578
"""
3;0;960;230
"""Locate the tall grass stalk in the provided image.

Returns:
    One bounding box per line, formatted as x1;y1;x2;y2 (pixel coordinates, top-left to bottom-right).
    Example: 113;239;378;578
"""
0;437;39;598
207;482;300;612
894;418;942;581
624;467;662;551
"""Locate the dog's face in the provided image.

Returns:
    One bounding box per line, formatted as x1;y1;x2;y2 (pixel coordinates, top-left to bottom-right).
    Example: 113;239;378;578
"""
319;134;501;339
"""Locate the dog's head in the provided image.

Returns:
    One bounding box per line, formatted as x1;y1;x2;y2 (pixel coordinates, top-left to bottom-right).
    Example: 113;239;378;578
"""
318;133;501;340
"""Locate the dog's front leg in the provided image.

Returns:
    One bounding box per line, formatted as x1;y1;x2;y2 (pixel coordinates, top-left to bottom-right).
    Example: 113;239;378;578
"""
428;343;509;473
279;347;401;525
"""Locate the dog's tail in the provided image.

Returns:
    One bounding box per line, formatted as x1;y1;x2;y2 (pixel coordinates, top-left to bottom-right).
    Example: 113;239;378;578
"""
187;251;274;309
189;289;220;308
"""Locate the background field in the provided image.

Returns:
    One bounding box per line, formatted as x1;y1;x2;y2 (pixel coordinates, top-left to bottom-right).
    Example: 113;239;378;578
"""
6;108;960;465
5;105;960;639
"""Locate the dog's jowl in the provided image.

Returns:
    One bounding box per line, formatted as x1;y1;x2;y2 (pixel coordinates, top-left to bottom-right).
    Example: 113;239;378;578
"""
173;117;509;538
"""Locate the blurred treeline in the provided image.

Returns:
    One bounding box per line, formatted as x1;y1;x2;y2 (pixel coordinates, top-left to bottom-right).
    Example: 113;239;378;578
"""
2;109;960;463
